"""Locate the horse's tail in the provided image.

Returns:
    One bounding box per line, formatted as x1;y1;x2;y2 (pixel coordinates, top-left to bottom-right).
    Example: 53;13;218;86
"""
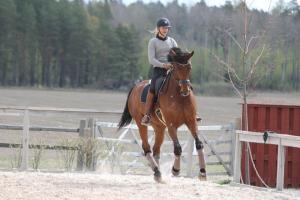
118;87;134;130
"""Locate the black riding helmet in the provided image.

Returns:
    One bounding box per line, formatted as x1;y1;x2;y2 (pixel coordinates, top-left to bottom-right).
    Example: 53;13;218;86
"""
156;18;171;28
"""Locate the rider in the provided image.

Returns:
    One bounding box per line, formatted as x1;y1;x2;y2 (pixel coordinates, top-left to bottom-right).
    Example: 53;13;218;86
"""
141;17;176;126
141;18;201;126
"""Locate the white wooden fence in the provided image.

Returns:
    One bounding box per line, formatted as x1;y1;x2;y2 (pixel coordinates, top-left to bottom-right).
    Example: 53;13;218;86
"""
233;130;300;190
95;121;235;177
0;106;236;176
0;106;115;171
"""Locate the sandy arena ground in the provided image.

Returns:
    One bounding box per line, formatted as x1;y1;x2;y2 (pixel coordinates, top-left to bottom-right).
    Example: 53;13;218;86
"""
0;171;299;200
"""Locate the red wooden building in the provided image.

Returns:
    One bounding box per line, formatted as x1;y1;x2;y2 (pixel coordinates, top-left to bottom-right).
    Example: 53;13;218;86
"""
241;103;300;188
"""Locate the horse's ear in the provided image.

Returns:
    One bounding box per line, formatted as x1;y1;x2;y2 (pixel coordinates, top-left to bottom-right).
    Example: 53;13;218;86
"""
189;51;194;58
186;51;194;60
170;49;176;56
168;49;177;62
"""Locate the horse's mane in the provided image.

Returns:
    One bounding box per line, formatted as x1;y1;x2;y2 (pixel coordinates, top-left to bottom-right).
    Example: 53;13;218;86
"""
167;47;189;64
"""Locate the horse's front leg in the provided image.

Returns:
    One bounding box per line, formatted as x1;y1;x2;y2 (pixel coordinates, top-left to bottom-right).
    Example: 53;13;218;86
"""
194;135;207;180
152;125;166;168
168;126;182;176
137;124;161;182
186;120;207;180
145;152;161;182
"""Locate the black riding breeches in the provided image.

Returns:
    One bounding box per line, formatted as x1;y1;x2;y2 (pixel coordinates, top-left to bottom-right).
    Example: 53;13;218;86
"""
149;67;167;93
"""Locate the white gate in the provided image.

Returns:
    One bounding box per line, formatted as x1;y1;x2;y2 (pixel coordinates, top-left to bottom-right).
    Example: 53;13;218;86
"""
95;121;235;177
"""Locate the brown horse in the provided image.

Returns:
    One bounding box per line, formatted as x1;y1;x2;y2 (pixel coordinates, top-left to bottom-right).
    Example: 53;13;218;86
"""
118;47;206;182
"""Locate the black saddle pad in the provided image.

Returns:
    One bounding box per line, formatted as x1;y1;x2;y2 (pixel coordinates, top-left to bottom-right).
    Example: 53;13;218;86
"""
141;77;166;103
141;84;150;103
140;77;165;103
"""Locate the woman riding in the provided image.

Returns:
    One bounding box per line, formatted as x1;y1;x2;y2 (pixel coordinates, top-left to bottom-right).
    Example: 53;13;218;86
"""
141;17;177;126
141;18;201;126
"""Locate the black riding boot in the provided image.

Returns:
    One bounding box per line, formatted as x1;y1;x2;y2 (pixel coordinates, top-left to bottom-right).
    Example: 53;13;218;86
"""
141;92;155;126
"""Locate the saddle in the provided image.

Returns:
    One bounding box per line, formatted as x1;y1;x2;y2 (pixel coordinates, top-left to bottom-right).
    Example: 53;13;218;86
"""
140;76;169;126
140;76;167;103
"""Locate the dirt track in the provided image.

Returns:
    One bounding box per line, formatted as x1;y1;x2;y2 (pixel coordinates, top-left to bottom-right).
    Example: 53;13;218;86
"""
0;171;299;200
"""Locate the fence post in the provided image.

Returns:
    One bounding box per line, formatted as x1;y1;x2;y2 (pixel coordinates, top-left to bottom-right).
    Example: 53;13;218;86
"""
76;119;86;171
229;122;235;176
76;118;96;171
276;139;285;190
233;130;241;183
87;118;97;171
20;109;29;170
231;118;241;176
186;134;194;177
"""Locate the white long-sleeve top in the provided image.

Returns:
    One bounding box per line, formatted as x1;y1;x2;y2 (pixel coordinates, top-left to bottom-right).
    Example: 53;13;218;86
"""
148;36;178;68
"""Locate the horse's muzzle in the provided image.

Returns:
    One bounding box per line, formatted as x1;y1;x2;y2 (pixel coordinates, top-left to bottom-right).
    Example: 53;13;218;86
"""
180;89;190;97
178;79;191;97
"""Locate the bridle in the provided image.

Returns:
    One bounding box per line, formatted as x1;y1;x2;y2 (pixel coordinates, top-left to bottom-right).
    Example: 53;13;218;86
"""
178;79;191;86
169;62;192;97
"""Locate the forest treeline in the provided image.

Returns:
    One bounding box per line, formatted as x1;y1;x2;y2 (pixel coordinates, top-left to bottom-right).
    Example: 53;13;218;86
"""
0;0;299;91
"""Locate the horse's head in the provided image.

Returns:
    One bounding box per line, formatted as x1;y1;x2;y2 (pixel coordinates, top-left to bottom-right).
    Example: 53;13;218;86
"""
168;47;194;97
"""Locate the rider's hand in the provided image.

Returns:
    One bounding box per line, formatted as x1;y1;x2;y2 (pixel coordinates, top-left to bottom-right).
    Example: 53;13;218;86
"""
163;63;172;69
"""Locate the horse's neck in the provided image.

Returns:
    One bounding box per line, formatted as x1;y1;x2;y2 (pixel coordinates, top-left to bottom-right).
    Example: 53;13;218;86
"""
162;72;179;96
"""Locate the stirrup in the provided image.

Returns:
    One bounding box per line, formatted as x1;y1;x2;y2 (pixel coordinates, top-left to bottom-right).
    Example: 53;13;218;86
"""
141;115;151;126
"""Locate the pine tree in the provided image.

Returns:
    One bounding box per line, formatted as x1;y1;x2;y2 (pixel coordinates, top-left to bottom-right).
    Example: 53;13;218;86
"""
0;0;16;85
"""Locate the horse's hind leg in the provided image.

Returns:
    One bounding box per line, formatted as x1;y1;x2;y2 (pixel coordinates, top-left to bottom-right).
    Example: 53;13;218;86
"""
152;125;166;167
137;123;161;182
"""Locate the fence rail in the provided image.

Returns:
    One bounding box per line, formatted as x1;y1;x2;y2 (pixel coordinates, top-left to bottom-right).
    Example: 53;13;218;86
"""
96;121;235;176
0;106;236;176
0;124;79;133
233;130;300;190
0;106;121;115
0;143;79;150
0;107;98;171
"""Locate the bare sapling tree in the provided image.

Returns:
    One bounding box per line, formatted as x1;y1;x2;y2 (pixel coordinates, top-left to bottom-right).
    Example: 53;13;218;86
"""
211;0;273;184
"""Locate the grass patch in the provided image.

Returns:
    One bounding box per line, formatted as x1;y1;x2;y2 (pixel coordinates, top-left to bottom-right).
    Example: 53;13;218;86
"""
206;164;227;173
216;179;231;185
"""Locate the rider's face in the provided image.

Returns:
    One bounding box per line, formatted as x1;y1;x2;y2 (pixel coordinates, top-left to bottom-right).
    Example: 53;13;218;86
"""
158;26;169;37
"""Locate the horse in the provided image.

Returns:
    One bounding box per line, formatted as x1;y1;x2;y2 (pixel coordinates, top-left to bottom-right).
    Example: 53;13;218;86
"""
118;47;206;182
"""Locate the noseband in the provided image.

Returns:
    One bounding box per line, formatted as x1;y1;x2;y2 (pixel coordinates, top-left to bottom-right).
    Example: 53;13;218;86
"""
178;79;191;86
170;62;191;85
169;62;192;96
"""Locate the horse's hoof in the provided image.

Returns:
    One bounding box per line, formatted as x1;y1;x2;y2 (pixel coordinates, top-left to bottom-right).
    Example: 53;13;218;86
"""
154;172;163;183
154;175;163;183
198;173;207;181
172;166;180;176
153;167;162;183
